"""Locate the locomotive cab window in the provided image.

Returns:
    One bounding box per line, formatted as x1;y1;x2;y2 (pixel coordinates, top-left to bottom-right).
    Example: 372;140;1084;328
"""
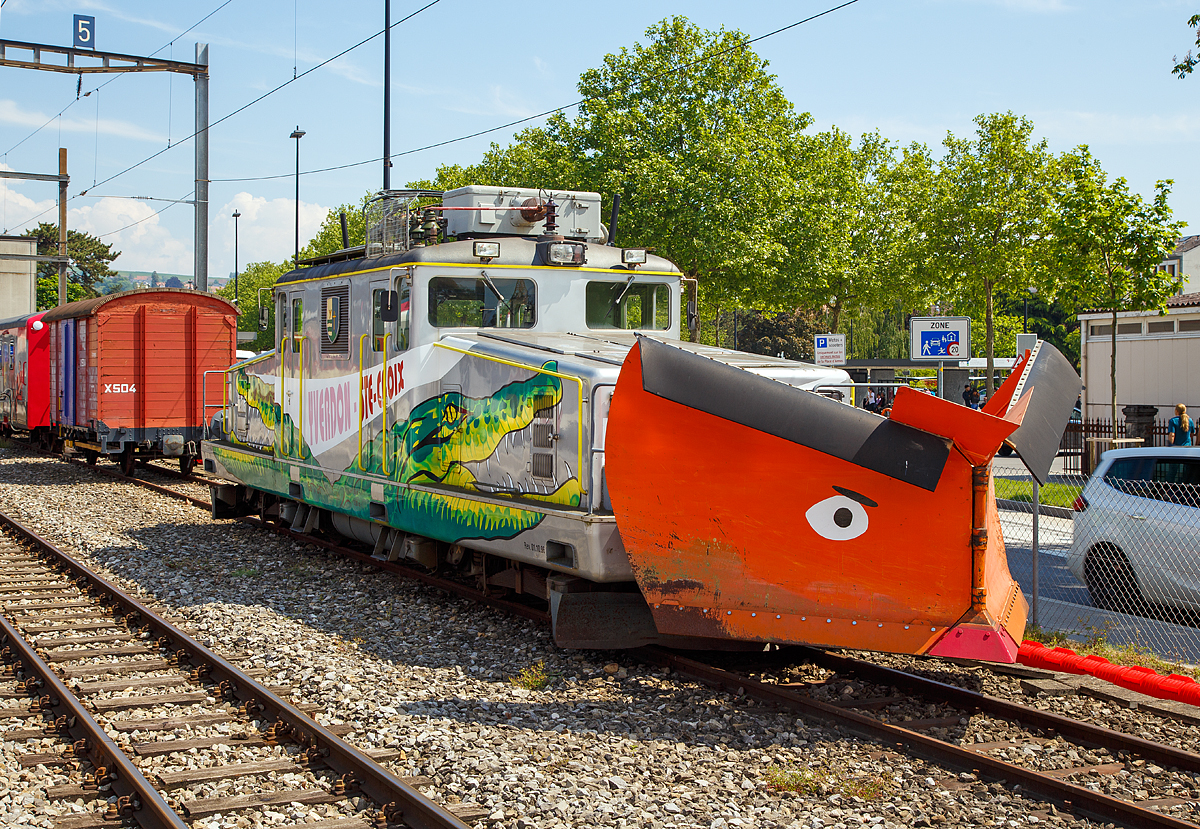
428;276;535;329
395;279;410;351
372;289;387;352
585;281;670;330
291;297;303;353
277;294;288;349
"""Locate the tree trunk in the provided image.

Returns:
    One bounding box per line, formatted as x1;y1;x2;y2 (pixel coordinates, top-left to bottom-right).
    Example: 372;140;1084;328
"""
1110;303;1118;441
829;299;842;333
985;279;995;396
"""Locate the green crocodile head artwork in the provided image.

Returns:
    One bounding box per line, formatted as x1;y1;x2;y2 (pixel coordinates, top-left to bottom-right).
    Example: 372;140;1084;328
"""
215;358;583;545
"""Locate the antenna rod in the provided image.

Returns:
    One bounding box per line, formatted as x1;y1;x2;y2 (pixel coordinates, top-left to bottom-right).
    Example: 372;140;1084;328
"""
606;193;621;246
382;0;391;189
340;211;349;249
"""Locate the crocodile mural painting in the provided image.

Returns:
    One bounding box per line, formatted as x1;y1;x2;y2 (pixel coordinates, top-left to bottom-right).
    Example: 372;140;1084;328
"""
210;358;581;544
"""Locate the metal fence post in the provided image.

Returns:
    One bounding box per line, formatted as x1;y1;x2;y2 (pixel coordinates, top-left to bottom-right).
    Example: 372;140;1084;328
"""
1031;479;1040;629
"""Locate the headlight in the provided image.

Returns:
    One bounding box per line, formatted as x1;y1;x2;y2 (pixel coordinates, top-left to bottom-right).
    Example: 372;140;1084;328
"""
621;249;647;264
473;241;500;260
546;242;586;265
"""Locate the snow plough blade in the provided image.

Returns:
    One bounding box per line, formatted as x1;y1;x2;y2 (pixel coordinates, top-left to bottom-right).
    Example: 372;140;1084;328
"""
605;337;1078;662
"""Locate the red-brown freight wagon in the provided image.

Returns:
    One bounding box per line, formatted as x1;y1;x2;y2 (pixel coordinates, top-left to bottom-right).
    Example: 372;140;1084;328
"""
43;288;237;474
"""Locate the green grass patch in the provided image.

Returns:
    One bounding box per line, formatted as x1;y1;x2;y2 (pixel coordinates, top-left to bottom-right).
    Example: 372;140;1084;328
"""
229;566;261;579
1025;622;1200;680
509;662;553;690
765;765;890;799
994;478;1082;509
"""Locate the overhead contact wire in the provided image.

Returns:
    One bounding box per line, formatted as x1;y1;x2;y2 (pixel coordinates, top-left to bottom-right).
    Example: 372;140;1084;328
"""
213;0;864;183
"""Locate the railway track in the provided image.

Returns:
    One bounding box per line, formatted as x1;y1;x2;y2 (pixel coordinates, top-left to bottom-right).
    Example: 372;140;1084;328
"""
13;444;1200;828
0;509;475;829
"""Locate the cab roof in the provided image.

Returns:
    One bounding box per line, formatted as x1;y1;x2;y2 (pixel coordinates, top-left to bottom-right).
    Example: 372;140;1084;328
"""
275;236;680;285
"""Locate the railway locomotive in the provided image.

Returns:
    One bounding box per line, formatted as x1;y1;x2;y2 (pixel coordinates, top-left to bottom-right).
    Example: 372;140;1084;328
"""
202;186;1080;661
0;289;237;474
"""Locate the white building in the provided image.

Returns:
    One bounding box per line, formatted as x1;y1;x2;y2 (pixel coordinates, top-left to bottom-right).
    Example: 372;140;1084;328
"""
1077;291;1200;421
1162;235;1200;295
0;236;36;320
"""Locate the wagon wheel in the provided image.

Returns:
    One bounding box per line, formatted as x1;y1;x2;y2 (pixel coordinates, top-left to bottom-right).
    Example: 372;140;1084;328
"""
84;451;98;466
119;449;136;478
179;454;196;476
1084;544;1145;615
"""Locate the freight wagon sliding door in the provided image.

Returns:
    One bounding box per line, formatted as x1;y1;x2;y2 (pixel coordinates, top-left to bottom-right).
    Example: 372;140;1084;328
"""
143;304;190;428
194;308;236;429
60;319;76;426
97;309;143;431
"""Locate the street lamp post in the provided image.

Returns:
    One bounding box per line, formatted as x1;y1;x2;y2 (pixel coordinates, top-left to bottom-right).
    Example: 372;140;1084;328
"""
232;209;241;307
290;127;306;270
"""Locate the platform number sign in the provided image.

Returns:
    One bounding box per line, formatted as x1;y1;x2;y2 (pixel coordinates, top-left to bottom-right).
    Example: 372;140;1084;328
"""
909;317;971;362
73;15;96;49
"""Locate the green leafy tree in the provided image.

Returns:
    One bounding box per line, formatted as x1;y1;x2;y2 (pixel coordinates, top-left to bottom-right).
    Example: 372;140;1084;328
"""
300;192;373;260
36;278;89;310
97;274;136;295
164;276;183;289
1172;14;1200;78
415;16;811;336
21;222;118;289
1053;148;1182;434
781;130;933;332
215;260;290;352
925;113;1060;395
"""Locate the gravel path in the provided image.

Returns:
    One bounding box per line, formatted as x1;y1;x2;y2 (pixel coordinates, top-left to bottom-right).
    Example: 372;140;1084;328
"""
0;448;1087;829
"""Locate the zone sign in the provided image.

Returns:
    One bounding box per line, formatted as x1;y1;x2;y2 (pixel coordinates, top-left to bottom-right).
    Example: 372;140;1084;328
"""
104;383;137;393
909;317;971;362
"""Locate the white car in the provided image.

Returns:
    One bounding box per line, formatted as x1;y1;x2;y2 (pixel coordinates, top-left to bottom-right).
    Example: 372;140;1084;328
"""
1066;447;1200;614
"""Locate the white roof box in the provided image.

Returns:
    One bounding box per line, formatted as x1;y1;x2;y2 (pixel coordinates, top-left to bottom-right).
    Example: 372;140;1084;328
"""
442;185;605;242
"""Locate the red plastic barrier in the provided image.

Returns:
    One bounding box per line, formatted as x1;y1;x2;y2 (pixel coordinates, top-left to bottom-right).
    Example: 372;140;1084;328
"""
1017;640;1200;707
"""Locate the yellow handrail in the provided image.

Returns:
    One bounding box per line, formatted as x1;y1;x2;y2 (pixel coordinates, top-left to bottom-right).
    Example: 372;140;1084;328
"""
432;341;587;494
358;332;392;474
296;335;307;457
357;333;369;470
382;332;391;477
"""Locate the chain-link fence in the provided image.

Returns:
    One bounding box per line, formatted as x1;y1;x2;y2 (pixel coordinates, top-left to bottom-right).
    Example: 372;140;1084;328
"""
997;459;1200;664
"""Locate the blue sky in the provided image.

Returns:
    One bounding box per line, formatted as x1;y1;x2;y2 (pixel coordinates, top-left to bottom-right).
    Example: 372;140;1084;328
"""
0;0;1197;282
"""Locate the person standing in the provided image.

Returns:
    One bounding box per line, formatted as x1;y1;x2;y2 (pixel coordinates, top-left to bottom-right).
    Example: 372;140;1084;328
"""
962;383;980;409
1168;403;1196;446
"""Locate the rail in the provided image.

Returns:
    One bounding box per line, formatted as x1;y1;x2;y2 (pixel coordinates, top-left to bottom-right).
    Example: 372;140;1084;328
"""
433;341;587;494
0;508;472;829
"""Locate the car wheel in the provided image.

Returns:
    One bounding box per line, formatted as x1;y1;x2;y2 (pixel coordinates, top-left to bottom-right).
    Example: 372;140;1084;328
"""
1084;544;1145;615
997;444;1014;457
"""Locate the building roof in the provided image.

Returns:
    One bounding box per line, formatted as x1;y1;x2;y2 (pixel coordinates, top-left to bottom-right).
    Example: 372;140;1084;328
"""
1167;291;1200;310
1175;235;1200;255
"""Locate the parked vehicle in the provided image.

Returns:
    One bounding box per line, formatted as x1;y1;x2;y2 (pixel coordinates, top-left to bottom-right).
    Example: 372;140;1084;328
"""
1067;447;1200;614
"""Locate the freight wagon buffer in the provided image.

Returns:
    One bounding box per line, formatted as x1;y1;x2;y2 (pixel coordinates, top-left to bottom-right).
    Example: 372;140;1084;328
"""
202;186;1079;661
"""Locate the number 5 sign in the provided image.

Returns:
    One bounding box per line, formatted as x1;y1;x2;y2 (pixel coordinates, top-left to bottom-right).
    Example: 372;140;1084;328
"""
73;15;96;49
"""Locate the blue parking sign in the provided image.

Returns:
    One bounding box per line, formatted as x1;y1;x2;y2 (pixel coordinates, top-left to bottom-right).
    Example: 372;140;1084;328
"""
816;337;828;349
74;15;96;49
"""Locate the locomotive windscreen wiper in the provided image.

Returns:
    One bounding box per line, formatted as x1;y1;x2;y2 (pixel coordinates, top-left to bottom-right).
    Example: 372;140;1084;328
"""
608;275;637;322
480;271;511;318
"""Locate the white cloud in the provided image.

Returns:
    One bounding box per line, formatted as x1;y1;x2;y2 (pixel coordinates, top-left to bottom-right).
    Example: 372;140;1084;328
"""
1031;110;1200;147
0;99;165;143
70;198;191;273
0;171;57;234
210;192;329;277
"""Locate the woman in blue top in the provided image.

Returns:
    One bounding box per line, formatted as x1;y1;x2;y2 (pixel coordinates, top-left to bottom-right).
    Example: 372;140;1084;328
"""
1168;403;1196;446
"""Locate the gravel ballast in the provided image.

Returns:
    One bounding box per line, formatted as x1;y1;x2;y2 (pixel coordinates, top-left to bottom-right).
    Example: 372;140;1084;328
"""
0;450;1111;828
